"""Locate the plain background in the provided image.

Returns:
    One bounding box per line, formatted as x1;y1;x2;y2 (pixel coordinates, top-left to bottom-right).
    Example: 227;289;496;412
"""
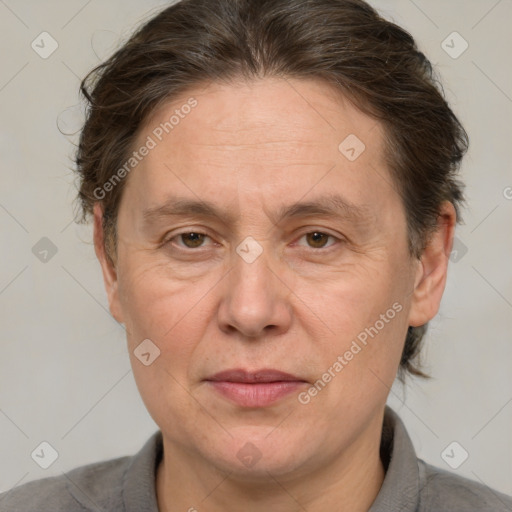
0;0;511;498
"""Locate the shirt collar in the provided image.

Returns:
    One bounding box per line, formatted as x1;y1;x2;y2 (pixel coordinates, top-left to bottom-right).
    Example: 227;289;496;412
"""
122;405;420;512
123;429;162;512
368;405;420;512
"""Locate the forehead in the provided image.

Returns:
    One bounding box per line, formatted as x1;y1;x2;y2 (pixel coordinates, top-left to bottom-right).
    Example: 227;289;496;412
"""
124;77;390;215
140;76;381;151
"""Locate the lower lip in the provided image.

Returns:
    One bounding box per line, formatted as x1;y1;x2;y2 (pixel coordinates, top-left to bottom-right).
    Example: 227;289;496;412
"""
206;381;306;407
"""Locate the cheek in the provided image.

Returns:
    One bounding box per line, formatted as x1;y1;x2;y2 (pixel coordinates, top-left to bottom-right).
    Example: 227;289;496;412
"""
117;268;197;402
118;263;213;428
304;259;412;398
118;257;207;340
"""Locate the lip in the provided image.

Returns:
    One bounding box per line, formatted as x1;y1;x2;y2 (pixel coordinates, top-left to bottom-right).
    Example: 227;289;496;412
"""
206;368;306;383
204;368;308;408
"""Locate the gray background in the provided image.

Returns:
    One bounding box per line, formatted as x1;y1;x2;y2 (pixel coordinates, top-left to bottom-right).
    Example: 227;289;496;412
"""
1;0;511;499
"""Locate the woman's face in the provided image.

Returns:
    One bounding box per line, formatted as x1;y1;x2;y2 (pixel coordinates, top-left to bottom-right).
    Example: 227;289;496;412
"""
95;77;433;480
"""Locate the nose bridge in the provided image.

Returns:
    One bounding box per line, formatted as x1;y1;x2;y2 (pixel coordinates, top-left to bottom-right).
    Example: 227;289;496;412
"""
231;235;276;305
217;236;291;337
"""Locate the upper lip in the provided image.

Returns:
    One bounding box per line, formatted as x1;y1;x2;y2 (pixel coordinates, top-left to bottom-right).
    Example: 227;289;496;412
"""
205;369;307;383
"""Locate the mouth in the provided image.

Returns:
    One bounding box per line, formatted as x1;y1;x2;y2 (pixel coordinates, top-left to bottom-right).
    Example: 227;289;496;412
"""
204;368;308;407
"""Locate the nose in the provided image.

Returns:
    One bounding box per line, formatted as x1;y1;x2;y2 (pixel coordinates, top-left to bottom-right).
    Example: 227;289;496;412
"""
216;245;293;339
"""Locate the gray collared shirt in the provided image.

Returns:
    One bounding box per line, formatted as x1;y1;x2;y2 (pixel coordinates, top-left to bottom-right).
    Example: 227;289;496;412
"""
1;405;511;511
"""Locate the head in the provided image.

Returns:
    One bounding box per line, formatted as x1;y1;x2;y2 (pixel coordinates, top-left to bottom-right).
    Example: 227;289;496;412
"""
75;0;467;480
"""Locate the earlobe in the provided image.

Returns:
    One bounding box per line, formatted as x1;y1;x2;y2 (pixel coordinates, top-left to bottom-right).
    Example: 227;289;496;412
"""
407;202;456;327
93;203;124;324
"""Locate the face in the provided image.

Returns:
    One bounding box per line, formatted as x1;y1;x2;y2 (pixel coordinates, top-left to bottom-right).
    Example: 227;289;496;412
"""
94;77;449;480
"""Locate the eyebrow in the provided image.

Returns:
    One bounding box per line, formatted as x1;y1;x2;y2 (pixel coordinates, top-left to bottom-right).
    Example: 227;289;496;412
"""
141;194;372;228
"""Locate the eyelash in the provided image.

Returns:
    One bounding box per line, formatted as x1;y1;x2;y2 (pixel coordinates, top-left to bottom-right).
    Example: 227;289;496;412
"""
163;229;342;253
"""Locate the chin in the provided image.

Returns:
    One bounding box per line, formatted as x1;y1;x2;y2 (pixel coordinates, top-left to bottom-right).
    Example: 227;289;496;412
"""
198;428;315;481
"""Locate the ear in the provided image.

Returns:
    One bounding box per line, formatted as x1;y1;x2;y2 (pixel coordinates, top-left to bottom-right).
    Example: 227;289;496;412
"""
93;203;124;324
408;201;456;327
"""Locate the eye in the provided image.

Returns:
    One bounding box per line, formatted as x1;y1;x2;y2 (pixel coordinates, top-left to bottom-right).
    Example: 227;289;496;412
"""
296;231;339;250
167;231;212;249
164;230;341;252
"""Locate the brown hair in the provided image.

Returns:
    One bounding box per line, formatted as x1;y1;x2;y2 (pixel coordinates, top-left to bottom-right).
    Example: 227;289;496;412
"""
74;0;468;381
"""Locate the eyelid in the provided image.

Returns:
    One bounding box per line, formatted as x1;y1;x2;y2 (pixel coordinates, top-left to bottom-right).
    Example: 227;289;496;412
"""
164;229;216;249
292;229;342;251
164;228;344;252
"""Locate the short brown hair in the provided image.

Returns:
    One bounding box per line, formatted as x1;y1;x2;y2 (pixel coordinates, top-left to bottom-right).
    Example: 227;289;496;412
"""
74;0;469;381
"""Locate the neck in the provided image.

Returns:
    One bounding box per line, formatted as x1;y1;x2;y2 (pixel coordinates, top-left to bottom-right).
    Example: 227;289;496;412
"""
156;410;386;512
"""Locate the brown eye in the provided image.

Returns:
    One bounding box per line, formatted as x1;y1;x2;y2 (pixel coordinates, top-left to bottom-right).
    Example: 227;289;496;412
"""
179;232;207;248
305;231;332;249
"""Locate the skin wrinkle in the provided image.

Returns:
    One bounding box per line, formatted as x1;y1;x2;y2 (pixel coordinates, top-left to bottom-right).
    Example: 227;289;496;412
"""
139;194;377;246
94;76;454;512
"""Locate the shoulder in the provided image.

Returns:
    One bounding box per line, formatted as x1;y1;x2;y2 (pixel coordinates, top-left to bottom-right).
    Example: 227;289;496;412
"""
0;455;131;512
418;459;512;511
